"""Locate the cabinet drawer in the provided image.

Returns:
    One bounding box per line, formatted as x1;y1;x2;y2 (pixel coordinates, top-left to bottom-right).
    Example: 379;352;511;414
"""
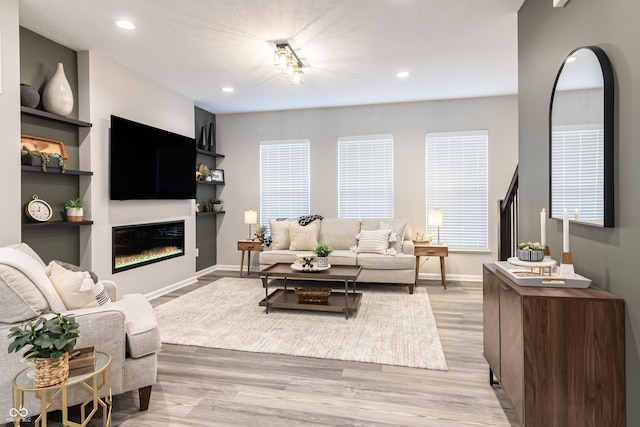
238;241;262;251
414;246;447;256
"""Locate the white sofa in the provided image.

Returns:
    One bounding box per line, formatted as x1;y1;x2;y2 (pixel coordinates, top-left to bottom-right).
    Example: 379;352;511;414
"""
0;243;161;422
259;218;417;293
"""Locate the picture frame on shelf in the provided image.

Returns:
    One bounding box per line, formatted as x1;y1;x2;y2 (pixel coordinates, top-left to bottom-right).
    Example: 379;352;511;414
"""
211;169;224;184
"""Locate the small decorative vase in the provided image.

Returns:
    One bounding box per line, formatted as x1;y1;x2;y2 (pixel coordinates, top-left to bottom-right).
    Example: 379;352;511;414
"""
517;249;545;262
316;257;329;268
208;118;216;152
198;126;207;150
213;203;223;212
42;63;74;116
65;207;83;222
20;84;40;108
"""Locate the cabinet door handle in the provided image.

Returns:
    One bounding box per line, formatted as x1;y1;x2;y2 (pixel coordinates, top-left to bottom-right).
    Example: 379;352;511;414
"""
500;284;511;291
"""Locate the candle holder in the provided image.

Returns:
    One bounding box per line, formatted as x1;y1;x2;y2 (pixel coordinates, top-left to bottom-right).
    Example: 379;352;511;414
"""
558;251;575;277
543;245;551;257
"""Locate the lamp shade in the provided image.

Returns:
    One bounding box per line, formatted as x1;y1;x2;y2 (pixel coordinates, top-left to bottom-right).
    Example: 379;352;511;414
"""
244;210;258;225
428;209;443;227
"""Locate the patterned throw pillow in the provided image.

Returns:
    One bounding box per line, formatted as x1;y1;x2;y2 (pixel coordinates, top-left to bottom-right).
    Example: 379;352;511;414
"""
380;221;407;253
356;229;392;254
289;221;319;251
48;260;111;306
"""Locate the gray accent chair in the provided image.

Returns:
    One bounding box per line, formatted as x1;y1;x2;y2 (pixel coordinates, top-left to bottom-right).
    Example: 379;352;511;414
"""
0;243;161;423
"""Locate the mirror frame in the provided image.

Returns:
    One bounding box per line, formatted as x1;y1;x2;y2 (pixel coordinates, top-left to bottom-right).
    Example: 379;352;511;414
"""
549;45;614;227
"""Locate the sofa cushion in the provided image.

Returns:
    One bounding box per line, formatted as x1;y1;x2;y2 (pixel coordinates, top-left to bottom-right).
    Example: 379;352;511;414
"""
260;250;313;265
328;249;358;266
45;261;99;310
289;221;319;250
318;218;361;250
356;229;392;254
0;264;48;322
380;221;407;253
357;252;416;270
269;219;295;250
9;242;47;267
51;260;111;306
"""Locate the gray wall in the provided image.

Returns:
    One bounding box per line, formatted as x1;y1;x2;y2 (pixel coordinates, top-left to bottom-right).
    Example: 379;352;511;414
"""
518;0;640;422
215;95;518;280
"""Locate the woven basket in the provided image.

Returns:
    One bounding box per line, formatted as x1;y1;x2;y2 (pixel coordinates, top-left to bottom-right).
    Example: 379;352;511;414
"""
295;288;331;304
34;352;69;387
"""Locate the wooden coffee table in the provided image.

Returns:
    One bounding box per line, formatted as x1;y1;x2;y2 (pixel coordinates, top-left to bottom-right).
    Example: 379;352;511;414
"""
260;263;362;319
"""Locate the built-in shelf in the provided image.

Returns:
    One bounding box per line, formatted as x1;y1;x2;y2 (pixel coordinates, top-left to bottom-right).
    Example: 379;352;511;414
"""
20;106;92;128
196;149;225;158
21;165;93;176
196;180;224;186
196;211;225;216
22;220;94;229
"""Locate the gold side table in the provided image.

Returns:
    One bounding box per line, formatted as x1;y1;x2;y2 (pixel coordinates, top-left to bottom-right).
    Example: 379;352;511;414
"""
11;352;112;427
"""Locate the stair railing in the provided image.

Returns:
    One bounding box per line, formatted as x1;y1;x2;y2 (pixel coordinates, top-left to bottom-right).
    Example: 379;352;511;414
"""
498;165;519;261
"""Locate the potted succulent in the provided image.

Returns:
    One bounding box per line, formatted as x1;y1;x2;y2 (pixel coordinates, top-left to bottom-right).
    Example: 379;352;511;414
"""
254;225;267;242
517;241;544;262
201;169;213;182
7;313;80;387
64;198;87;222
313;242;333;268
212;198;224;212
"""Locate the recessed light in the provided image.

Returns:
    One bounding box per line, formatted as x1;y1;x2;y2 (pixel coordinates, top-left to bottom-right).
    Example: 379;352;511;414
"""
116;20;136;30
221;87;234;93
396;71;410;78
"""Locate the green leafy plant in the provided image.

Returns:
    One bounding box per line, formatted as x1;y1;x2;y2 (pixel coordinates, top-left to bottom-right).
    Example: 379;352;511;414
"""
63;198;87;210
518;241;543;251
212;198;223;204
255;225;267;235
7;313;80;361
313;242;333;257
21;148;66;173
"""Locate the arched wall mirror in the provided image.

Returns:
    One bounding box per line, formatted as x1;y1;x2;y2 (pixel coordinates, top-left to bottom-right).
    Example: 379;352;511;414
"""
549;46;614;227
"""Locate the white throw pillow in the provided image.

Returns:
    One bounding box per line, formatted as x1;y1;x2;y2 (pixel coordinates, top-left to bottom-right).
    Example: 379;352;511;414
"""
289;221;319;251
380;221;407;253
51;260;111;306
356;229;392;254
269;219;293;250
45;261;99;309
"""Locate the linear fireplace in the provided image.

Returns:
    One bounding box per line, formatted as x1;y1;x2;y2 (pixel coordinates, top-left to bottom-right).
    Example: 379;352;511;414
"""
112;220;185;273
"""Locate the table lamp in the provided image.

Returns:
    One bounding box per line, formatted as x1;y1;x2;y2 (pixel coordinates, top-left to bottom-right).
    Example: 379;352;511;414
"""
428;209;443;244
244;209;258;239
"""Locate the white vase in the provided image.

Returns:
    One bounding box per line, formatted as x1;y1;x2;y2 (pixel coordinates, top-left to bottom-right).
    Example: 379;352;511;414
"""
42;63;74;116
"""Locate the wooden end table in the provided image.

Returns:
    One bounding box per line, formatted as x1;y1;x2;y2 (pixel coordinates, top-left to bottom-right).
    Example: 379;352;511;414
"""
11;352;112;426
237;239;263;277
414;243;448;289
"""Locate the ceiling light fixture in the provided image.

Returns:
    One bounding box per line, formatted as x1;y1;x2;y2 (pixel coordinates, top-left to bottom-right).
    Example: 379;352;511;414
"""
396;71;410;78
273;43;304;86
115;20;136;30
221;87;234;93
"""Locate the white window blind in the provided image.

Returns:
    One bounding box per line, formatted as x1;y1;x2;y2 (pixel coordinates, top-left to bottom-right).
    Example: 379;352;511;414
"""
338;135;394;219
259;139;310;232
426;131;488;250
551;129;604;221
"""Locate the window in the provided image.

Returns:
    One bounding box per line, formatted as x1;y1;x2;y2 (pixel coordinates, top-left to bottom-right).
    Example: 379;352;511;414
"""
551;129;604;222
259;139;310;231
426;131;488;250
338;135;394;218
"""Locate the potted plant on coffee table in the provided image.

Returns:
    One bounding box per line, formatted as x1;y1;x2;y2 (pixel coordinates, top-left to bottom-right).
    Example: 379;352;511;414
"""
7;313;80;387
64;198;87;222
313;242;333;268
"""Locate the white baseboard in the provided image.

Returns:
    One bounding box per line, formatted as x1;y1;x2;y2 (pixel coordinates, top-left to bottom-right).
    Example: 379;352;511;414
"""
418;272;482;283
145;275;197;301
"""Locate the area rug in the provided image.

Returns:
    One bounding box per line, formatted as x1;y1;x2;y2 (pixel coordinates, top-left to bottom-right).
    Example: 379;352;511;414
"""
154;278;448;370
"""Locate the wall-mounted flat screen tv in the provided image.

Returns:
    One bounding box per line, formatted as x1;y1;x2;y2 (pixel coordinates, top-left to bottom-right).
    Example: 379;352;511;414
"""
110;115;196;200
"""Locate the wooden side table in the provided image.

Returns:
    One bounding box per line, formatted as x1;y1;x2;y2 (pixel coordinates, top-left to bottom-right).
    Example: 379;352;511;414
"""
414;243;448;289
237;239;263;277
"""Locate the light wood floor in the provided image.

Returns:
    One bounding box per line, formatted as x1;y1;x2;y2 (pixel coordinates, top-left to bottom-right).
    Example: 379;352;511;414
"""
7;273;520;426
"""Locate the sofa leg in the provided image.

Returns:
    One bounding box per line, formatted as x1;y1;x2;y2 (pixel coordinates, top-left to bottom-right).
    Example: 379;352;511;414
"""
139;385;152;411
408;284;414;294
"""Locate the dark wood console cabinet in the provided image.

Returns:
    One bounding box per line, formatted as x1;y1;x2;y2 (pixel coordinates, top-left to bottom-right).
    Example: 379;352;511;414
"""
483;263;625;426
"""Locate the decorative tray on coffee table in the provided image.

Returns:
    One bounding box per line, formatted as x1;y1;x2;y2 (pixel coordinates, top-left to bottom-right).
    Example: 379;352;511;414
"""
291;263;331;272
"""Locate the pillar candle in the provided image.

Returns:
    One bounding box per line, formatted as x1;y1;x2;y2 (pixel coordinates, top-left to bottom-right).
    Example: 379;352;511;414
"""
563;208;569;253
540;208;546;247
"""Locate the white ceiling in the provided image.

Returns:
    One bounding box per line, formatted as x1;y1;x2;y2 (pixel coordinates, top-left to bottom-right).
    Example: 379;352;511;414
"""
18;0;524;114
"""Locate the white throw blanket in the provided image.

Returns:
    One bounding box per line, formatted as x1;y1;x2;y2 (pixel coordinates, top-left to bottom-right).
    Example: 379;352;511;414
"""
0;247;67;312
